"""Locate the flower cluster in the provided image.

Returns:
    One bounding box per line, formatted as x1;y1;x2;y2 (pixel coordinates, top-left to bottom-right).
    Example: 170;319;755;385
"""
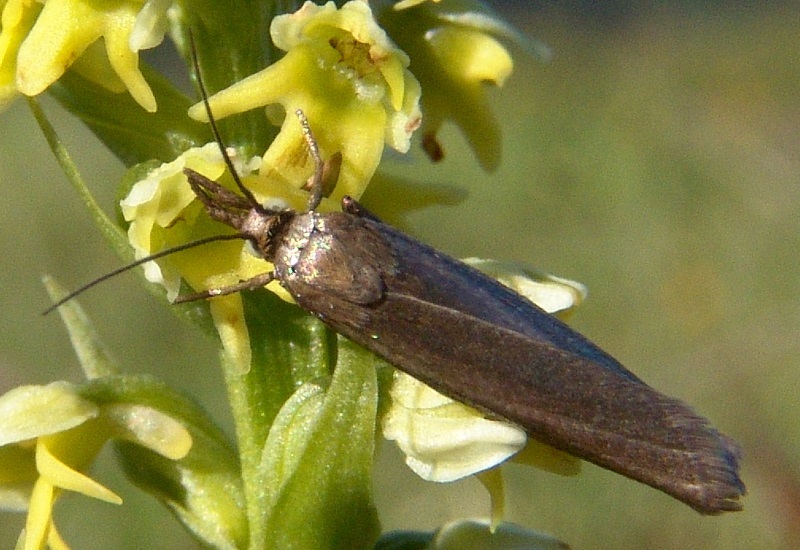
96;0;560;533
0;0;169;112
378;0;536;170
1;0;572;547
0;381;191;549
187;0;423;205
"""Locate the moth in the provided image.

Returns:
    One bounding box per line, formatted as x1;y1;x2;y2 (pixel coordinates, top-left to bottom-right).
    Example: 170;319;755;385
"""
50;52;745;516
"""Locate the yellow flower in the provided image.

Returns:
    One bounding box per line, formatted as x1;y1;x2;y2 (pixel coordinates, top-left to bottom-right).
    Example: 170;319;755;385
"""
188;0;422;205
379;0;540;171
392;0;442;11
0;381;191;550
0;0;40;109
427;518;568;549
120;143;268;374
130;1;424;374
0;0;169;112
382;260;585;525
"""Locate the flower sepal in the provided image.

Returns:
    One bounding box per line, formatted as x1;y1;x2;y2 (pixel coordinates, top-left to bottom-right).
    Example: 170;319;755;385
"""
0;372;244;550
83;375;247;550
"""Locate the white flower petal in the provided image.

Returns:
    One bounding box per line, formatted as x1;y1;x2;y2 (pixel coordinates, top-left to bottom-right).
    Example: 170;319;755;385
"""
462;258;588;315
383;373;526;482
129;0;171;52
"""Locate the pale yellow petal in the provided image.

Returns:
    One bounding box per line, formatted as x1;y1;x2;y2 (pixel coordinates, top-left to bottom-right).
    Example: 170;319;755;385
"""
103;11;156;111
0;383;97;446
35;439;122;505
462;258;588;317
120;143;229;300
384;372;527;482
427;26;512;85
475;468;505;531
24;478;54;550
0;0;41;110
102;404;192;460
129;0;171;51
14;0;157;111
210;296;252;375
15;0;106;96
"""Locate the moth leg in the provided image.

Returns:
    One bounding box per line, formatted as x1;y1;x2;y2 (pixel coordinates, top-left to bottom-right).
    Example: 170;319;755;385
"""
295;108;325;212
302;152;341;201
174;271;276;304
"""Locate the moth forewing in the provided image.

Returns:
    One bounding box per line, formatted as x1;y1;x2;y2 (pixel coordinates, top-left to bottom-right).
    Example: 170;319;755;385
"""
266;203;744;514
176;140;744;514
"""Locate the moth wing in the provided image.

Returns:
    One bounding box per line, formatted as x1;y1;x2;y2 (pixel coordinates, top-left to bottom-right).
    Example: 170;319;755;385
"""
285;214;743;514
371;221;642;382
319;283;742;514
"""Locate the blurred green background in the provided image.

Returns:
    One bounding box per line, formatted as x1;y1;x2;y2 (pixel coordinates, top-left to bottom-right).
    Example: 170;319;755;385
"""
1;2;797;548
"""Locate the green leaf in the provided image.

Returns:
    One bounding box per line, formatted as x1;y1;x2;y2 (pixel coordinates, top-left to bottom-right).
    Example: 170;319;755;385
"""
49;66;210;166
27;96;129;260
81;375;247;550
221;291;335;543
258;337;381;550
42;276;119;379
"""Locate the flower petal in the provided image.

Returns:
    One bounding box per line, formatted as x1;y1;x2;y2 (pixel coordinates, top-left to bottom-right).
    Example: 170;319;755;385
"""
463;258;588;317
426;26;512;86
24;478;55;550
0;0;41;111
383;372;527;482
35;438;122;505
129;0;171;51
0;383;98;446
102;404;192;460
120;143;230;301
14;0;158;111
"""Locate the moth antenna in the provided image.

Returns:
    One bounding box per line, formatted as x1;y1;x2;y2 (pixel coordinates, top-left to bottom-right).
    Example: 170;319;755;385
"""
188;32;260;207
295;109;325;211
42;233;245;315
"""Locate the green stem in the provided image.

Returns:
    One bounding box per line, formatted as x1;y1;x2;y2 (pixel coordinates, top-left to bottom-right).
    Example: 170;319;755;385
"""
26;96;130;260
